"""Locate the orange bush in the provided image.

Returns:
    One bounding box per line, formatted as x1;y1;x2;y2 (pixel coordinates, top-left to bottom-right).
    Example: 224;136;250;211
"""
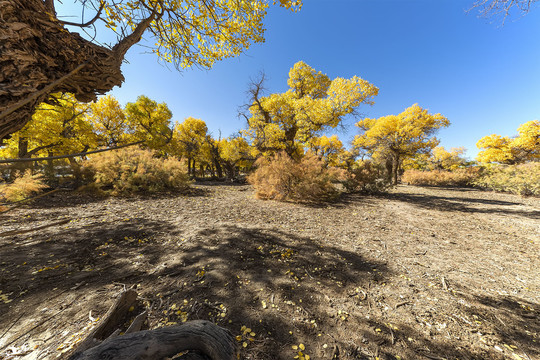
248;152;343;202
402;168;481;187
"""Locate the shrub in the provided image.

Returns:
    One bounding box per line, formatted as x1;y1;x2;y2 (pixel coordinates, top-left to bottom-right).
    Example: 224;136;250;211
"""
402;168;481;187
0;170;48;203
474;163;540;196
83;147;191;195
248;152;344;202
343;160;390;193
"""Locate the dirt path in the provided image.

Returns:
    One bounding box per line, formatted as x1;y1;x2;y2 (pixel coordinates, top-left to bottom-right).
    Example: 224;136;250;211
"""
0;184;538;359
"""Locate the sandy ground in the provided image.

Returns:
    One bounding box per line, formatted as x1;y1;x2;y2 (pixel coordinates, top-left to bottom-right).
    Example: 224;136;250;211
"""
0;183;538;360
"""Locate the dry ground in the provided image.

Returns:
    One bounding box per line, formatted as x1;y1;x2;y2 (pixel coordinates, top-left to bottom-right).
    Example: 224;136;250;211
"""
0;183;539;360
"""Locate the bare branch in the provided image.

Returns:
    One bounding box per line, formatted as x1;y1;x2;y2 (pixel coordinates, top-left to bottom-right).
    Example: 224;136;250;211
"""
58;1;105;28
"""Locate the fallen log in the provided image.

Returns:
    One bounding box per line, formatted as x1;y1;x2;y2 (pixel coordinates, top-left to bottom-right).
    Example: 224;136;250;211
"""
68;320;235;360
67;289;235;360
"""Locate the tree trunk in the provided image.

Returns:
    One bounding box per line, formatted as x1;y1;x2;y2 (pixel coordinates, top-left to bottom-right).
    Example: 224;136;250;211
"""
0;0;153;140
68;157;82;187
392;155;399;186
384;158;393;185
45;150;55;185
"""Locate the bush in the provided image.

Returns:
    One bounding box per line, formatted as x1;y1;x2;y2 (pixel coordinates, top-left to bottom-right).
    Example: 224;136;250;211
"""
83;147;191;195
474;163;540;196
0;170;48;203
343;160;389;193
402;168;481;187
248;152;344;202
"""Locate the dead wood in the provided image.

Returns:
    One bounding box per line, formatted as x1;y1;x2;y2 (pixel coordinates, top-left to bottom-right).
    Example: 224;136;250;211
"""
70;289;138;355
68;320;236;360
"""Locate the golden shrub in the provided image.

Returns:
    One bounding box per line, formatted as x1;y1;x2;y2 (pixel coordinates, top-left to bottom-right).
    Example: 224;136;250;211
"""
83;147;191;195
402;168;481;187
0;170;48;203
343;160;389;193
474;163;540;196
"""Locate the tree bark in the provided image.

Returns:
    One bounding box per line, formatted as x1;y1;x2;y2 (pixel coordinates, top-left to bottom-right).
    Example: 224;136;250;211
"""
69;320;236;360
0;0;154;140
392;154;399;186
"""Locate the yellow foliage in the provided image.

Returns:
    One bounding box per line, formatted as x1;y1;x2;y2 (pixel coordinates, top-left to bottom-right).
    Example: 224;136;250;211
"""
402;168;481;187
172;117;208;159
88;95;129;147
245;61;378;158
474;163;540;196
102;0;301;70
308;135;344;166
125;95;173;149
0;170;47;203
477;120;539;164
0;93;95;160
354;103;450;184
83;147;190;195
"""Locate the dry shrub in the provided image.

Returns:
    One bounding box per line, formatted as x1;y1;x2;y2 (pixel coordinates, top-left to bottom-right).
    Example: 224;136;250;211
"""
83;147;191;195
402;168;481;187
0;170;47;203
248;152;343;202
474;163;540;196
344;160;389;193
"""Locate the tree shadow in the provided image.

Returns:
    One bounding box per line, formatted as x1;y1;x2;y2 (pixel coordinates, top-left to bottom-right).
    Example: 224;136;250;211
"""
2;218;537;359
381;192;539;219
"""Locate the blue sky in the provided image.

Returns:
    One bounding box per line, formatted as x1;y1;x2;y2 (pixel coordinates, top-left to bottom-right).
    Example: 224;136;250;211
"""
58;0;540;159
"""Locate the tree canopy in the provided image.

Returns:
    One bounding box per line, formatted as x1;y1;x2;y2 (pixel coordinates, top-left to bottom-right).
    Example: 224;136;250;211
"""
476;120;540;164
354;104;450;184
244;61;379;158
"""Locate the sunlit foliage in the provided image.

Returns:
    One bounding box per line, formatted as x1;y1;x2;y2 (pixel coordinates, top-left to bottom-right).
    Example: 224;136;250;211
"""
88;95;129;147
248;151;344;202
83;147;190;195
0;93;95;160
354;104;450;185
98;0;302;69
172;117;209;175
244;61;378;158
125;95;174;149
476;120;540;164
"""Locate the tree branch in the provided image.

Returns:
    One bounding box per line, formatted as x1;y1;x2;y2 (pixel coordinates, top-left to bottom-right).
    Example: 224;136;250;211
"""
58;1;105;28
0;141;144;164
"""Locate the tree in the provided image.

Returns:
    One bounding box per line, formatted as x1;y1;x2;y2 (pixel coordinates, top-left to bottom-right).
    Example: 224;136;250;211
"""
88;95;129;148
218;136;253;179
354;104;450;185
125;95;174;149
476;120;540;164
404;146;468;171
172;117;208;176
243;61;379;158
0;93;96;181
308;135;345;167
0;0;302;140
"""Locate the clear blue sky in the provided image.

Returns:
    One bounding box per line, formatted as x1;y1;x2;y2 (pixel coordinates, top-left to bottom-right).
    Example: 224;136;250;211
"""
58;0;540;159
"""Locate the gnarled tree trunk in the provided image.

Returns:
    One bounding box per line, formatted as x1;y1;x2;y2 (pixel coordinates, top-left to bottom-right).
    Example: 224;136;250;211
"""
0;0;152;141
